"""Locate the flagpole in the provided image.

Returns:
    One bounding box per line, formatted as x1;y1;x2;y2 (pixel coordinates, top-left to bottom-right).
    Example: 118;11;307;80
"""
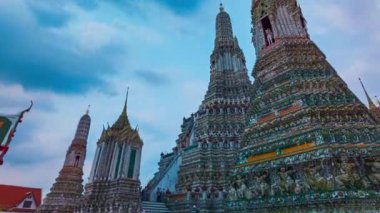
3;101;33;147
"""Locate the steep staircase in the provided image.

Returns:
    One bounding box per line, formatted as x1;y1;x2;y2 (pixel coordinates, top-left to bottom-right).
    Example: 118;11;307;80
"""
148;153;182;201
142;201;171;213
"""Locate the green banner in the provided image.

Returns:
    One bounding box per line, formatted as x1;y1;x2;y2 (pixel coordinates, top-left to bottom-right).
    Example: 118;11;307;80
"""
0;116;12;145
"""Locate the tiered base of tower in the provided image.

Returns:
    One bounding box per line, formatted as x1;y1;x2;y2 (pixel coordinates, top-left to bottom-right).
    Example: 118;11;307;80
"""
226;150;380;212
223;33;380;211
80;179;141;212
38;168;84;213
227;200;380;213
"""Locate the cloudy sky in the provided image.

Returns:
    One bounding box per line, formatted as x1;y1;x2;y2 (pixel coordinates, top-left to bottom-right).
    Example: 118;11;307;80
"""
0;0;379;197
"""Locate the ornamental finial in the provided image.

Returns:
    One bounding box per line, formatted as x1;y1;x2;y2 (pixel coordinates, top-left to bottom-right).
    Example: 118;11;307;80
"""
122;87;129;116
86;105;90;115
359;78;376;109
125;87;129;107
220;2;224;12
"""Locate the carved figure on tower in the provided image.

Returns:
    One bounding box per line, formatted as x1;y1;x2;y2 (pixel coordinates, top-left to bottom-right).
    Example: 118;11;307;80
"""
265;28;274;45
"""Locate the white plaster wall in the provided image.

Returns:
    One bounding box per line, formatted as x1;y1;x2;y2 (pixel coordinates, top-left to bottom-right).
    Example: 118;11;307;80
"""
149;154;182;201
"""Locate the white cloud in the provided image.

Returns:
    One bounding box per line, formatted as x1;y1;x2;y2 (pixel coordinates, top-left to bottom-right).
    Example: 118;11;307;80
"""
0;159;63;192
77;21;118;52
300;3;353;35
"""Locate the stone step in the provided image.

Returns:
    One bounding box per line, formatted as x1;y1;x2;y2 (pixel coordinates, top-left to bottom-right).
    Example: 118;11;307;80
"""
142;202;167;207
142;208;171;212
144;209;171;213
142;201;171;213
143;205;169;208
143;201;167;205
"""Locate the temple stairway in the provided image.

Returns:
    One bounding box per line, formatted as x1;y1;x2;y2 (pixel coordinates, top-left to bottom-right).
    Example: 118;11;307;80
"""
142;201;171;213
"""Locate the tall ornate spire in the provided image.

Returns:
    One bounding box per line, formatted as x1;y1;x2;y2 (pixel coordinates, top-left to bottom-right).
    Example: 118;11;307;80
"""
38;110;91;213
359;78;376;110
215;3;234;48
82;88;143;213
146;5;251;212
210;4;248;77
74;110;91;141
113;88;131;129
122;87;129;116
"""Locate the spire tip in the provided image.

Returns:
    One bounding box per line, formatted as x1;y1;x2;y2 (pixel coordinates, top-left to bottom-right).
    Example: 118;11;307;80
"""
359;77;376;108
125;87;129;107
86;105;91;115
122;87;130;115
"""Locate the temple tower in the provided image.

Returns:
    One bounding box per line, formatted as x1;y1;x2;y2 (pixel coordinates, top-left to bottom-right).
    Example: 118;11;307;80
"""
145;4;251;212
80;93;143;213
225;0;380;212
176;4;251;193
37;110;91;213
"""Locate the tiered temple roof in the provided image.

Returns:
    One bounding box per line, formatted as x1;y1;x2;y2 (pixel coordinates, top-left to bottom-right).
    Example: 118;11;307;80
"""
80;93;143;213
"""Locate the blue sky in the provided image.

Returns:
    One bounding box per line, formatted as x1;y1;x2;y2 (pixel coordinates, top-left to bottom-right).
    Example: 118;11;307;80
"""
0;0;379;197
